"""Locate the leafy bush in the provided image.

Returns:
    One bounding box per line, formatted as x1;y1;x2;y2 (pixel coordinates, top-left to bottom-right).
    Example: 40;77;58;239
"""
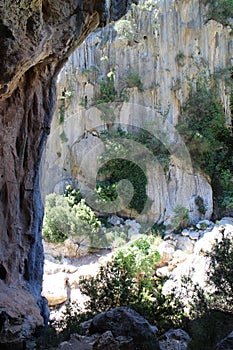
95;181;118;202
59;90;73;124
176;51;186;67
43;194;75;242
97;127;171;213
195;195;207;215
42;194;102;246
177;228;233;348
79;235;185;332
204;0;233;28
64;185;82;206
99;128;170;171
59;130;68;143
206;229;233;308
177;72;233;214
115;19;135;42
124;72;143;91
96;73;116;104
97;157;148;213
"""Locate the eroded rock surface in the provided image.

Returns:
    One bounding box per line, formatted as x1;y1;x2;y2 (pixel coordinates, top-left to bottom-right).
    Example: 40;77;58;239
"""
0;0;135;346
42;0;232;223
57;306;160;350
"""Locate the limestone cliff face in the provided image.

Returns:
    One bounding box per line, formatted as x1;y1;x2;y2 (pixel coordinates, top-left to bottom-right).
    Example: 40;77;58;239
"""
42;0;232;223
0;0;134;346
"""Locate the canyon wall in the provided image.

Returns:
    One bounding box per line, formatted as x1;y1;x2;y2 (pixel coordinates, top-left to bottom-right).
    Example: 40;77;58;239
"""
0;0;135;346
42;0;232;224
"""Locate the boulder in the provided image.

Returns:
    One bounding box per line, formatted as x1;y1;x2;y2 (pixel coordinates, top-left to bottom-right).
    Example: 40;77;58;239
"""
93;330;121;350
157;241;176;263
42;272;71;306
89;306;160;349
107;215;124;226
159;329;191;350
188;231;200;240
125;220;141;236
168;250;187;270
0;282;44;347
219;217;233;226
194;224;233;255
176;236;194;254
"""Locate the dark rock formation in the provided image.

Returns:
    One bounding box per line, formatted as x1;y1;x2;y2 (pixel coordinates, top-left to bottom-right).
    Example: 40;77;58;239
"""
159;329;191;350
0;1;135;347
89;306;160;349
57;306;159;350
215;331;233;350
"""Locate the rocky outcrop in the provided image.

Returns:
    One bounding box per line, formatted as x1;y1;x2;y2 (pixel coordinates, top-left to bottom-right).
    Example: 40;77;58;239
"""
159;329;191;350
57;306;160;350
157;218;233;298
0;0;135;346
42;0;232;223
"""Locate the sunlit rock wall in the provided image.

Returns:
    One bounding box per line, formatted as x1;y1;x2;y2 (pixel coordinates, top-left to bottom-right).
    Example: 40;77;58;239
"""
42;0;232;224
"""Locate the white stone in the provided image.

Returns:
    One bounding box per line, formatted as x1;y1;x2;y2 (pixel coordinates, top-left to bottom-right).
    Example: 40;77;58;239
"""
181;229;190;237
176;236;194;254
219;217;233;226
107;215;124;226
156;266;171;278
188;231;200;240
157;241;175;262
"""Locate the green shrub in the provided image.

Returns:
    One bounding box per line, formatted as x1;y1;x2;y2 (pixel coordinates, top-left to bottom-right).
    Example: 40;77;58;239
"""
204;0;233;28
177;72;233;214
124;72;143;91
59;97;65;124
97;157;148;213
95;181;118;202
206;229;233;308
79;235;185;332
64;185;82;206
59;130;68;143
42;194;74;242
59;90;73;124
115;19;135;42
42;194;102;246
96;73;116;104
99;128;170;172
176;51;186;67
97;127;171;213
195;195;207;215
177;229;233;349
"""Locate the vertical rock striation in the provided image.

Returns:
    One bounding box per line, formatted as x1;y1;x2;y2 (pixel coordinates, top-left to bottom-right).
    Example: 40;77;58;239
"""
0;0;135;346
42;0;232;223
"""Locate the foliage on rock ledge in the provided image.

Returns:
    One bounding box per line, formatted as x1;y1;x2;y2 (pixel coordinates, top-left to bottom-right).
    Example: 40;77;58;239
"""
177;70;233;215
204;0;233;28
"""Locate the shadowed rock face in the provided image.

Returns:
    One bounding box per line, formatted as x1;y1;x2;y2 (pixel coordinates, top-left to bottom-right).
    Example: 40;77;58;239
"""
0;0;135;346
